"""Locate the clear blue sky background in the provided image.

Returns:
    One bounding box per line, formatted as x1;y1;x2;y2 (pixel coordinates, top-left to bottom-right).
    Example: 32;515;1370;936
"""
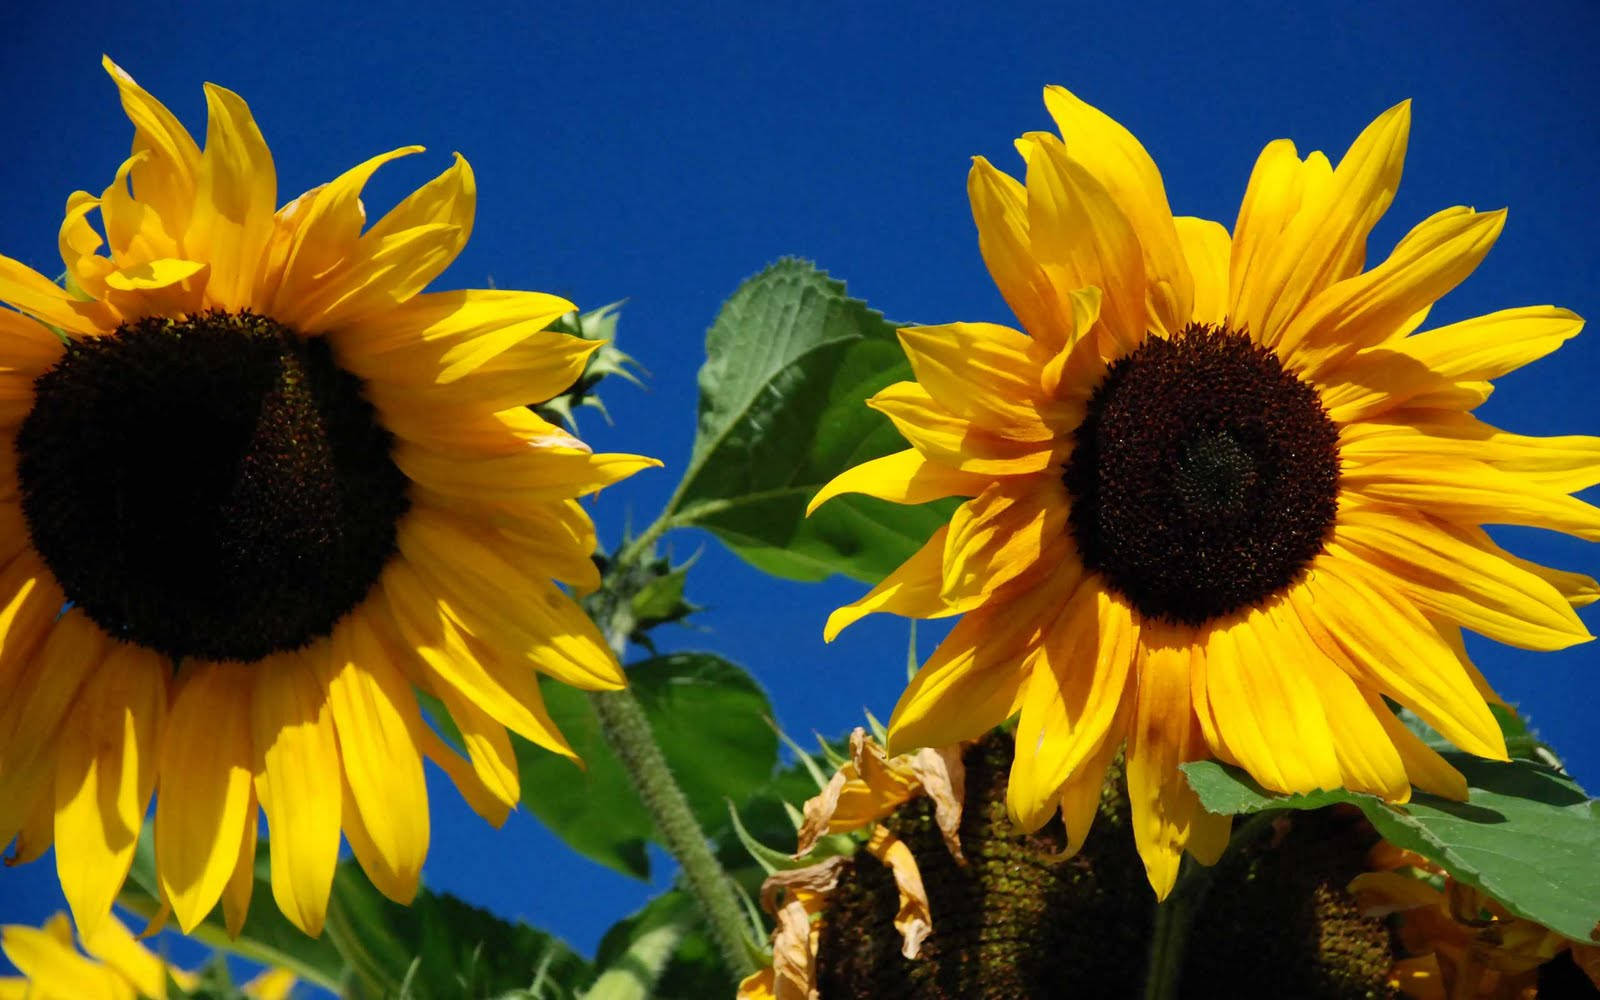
2;0;1597;979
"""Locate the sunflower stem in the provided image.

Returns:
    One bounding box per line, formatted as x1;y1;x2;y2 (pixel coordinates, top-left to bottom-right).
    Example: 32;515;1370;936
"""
586;541;758;982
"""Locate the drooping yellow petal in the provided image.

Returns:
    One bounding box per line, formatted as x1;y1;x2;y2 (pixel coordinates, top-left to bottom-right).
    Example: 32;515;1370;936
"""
53;642;167;941
1125;628;1225;899
1364;692;1468;800
1007;583;1136;833
318;615;430;904
863;825;933;959
808;448;989;516
887;564;1079;754
1024;132;1147;356
251;649;341;937
0;254;109;334
0;609;103;788
1042;85;1193;333
156;660;255;932
190;83;277;311
1052;704;1129;858
1238;102;1411;346
1173;216;1230;327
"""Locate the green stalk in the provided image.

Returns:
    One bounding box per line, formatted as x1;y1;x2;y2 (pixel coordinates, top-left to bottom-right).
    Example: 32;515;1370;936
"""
1141;811;1279;1000
587;520;758;982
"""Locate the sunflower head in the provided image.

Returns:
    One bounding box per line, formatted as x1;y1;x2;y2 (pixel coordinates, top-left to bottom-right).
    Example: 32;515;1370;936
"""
0;59;658;940
811;85;1595;898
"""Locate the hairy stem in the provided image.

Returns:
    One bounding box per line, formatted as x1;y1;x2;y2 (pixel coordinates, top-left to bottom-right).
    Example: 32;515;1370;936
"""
587;520;758;981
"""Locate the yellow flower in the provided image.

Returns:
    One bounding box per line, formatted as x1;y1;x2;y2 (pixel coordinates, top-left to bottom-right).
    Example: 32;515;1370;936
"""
738;729;963;1000
1350;843;1600;998
811;87;1597;897
0;910;199;1000
0;59;658;939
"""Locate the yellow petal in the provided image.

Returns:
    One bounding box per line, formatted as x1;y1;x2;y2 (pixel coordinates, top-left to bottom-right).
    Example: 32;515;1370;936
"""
1007;584;1136;832
241;966;297;1000
1173;216;1231;327
1269;602;1410;801
319;615;430;904
0;922;131;1000
1334;505;1590;650
53;643;167;941
1239;102;1411;347
251;650;341;937
1364;692;1468;800
360;330;598;413
1389;305;1583;384
393;441;661;503
941;477;1070;606
101;57;200;242
415;721;513;827
1052;708;1128;858
398;511;624;691
1229;139;1319;326
887;564;1079;754
896;322;1057;434
867;381;1058;476
1291;551;1506;762
1344;455;1600;540
0;254;108;335
267;146;425;311
78;912;173;1000
1341;413;1600;495
190;83;277;311
0;610;104;787
381;561;580;760
221;789;259;939
1042;86;1193;333
824;525;971;641
968;156;1071;350
808;448;988;516
334;287;576;358
1200;606;1343;795
156;661;255;932
1024;132;1147;356
1317;347;1485;425
1125;628;1219;900
1280;207;1506;374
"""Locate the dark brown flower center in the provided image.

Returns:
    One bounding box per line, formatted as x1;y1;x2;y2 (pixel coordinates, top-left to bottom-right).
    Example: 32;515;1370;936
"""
1062;323;1340;626
16;311;409;663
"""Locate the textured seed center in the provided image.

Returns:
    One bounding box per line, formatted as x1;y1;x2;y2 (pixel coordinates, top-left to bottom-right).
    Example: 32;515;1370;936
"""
1062;323;1340;626
16;311;409;663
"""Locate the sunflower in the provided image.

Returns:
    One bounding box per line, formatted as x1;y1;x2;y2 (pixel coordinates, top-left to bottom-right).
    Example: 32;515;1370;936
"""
810;88;1597;897
0;59;658;939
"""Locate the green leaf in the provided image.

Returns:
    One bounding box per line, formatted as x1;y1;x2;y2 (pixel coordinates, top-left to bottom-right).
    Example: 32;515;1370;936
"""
1182;755;1600;944
512;653;779;879
328;874;590;1000
670;258;950;583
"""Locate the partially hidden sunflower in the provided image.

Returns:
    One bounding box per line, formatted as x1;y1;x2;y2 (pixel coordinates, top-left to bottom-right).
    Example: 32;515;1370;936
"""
810;88;1597;897
0;59;658;939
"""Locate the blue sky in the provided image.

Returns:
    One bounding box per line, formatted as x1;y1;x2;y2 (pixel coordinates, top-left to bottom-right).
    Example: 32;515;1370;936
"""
2;0;1597;974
